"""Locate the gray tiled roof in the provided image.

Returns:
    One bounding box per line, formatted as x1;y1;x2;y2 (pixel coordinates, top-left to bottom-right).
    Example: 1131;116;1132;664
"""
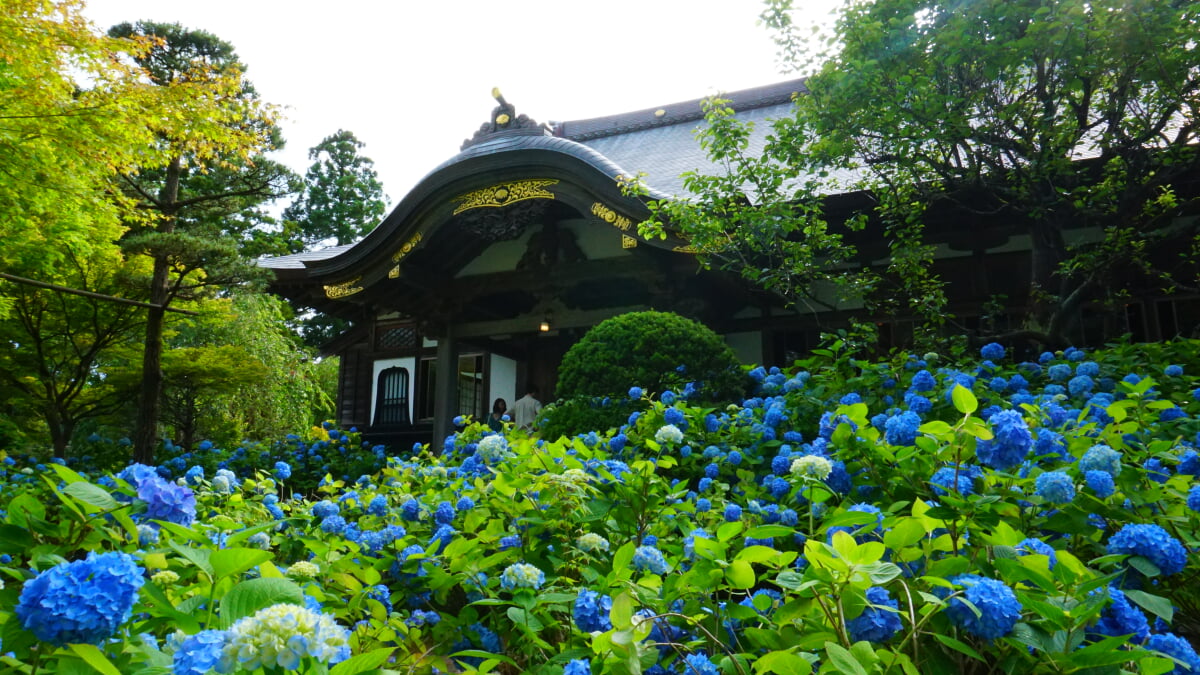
578;102;795;198
257;244;355;270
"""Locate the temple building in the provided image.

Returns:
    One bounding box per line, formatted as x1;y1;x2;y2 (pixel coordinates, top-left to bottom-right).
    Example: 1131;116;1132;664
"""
260;79;1199;447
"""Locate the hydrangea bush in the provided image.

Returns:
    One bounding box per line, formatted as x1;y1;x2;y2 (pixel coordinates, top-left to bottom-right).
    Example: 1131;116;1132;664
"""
1;339;1199;673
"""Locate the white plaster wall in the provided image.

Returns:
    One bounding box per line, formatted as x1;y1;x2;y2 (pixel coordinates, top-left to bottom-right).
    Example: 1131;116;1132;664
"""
564;218;630;260
724;332;762;366
371;356;415;424
456;229;534;277
489;354;518;410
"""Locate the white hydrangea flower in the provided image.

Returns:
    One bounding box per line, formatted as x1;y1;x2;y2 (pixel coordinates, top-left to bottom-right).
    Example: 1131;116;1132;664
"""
790;455;833;480
576;532;610;553
478;435;511;463
219;603;349;671
286;561;320;579
655;424;684;445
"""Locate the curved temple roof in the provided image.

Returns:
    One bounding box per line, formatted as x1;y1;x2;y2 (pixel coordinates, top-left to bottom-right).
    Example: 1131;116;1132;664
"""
259;78;807;276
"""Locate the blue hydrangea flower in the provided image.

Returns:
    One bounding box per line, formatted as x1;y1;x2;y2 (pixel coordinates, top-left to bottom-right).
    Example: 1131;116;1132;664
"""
1068;375;1095;397
664;407;685;426
219;604;350;671
905;392;933;414
943;574;1022;641
16;551;145;645
980;343;1005;361
975;410;1033;471
401;498;421;521
884;411;921;447
1147;633;1200;675
273;461;291;480
629;386;643;399
930;465;977;496
1014;538;1057;569
1034;471;1075;504
724;503;742;522
319;515;347;535
847;586;903;643
1106;523;1188;575
500;563;545;590
1188;484;1200;512
428;524;455;554
137;474;197;527
632;545;670;575
911;370;936;392
434;501;456;525
499;535;521;550
1076;361;1100;378
574;589;613;632
312;500;339;519
1079;445;1122;478
172;629;229;675
1165;365;1185;377
367;495;388;517
684;653;721;675
1048;364;1072;382
1144;458;1171;483
1092;587;1149;641
563;658;592;675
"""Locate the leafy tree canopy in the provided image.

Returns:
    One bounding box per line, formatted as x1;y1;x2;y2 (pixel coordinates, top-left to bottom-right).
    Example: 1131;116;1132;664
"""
640;0;1200;348
279;129;388;253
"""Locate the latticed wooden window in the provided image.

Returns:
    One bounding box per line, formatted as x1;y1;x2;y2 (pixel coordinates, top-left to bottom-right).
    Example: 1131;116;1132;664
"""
376;325;417;351
373;367;411;426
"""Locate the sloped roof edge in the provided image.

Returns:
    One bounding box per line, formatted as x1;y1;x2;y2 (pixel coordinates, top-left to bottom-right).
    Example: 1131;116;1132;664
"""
554;77;807;142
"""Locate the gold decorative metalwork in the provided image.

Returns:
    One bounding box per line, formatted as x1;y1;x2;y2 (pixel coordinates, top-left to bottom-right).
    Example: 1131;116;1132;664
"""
323;277;363;299
672;244;700;254
452;180;558;216
391;232;424;262
388;266;401;279
591;202;633;231
622;235;638;249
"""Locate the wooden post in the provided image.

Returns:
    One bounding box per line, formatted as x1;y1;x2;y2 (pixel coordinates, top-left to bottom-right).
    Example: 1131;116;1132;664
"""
431;330;459;439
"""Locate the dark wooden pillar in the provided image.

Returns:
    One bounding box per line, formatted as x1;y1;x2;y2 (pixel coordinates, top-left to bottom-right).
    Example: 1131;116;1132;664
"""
431;331;459;439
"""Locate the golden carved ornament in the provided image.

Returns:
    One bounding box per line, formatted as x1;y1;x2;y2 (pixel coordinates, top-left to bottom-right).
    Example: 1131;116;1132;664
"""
388;266;401;279
323;277;363;299
391;232;424;262
452;180;558;216
622;235;638;249
590;202;633;231
672;244;700;254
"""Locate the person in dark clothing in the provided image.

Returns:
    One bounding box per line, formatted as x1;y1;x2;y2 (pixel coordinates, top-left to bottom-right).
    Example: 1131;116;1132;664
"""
487;398;507;432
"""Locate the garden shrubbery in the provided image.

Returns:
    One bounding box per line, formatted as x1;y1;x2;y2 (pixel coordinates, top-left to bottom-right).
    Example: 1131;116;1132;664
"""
545;311;745;437
2;339;1200;674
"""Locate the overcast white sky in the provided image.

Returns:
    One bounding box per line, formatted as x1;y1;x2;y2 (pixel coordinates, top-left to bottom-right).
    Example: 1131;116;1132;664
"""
82;0;841;206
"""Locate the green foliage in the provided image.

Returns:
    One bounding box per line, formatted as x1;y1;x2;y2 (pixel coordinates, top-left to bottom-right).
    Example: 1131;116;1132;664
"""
6;339;1200;673
0;250;146;453
645;0;1200;348
537;396;644;441
280;129;388;252
549;311;744;438
557;311;745;400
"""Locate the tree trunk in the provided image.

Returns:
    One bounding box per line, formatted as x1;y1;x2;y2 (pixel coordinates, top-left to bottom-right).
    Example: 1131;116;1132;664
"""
46;405;71;456
132;156;182;465
1028;221;1070;341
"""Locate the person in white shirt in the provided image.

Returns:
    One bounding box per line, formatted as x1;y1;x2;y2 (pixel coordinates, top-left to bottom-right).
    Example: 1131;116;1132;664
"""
510;387;542;431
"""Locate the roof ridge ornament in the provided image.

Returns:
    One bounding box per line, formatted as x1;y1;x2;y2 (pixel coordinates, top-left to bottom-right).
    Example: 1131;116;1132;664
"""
461;87;550;150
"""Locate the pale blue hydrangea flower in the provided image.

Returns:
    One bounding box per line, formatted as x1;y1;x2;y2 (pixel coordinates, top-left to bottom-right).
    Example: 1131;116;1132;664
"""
500;563;546;590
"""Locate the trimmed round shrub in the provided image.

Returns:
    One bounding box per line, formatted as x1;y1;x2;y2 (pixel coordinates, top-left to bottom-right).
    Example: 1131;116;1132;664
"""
556;311;745;401
543;312;744;439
